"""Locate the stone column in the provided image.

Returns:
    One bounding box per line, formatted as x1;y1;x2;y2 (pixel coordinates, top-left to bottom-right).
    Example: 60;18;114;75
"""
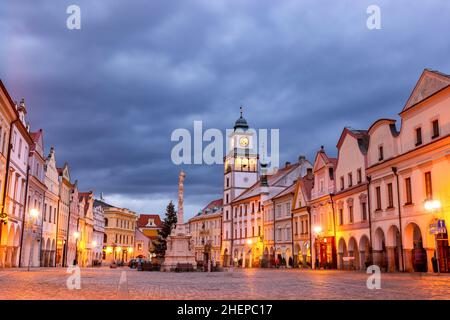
426;248;435;273
372;250;382;269
386;246;396;272
404;249;413;272
177;170;185;226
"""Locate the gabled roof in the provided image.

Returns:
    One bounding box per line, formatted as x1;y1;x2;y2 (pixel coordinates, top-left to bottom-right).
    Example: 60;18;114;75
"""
402;69;450;112
233;163;300;202
336;127;369;155
137;214;162;228
273;182;296;200
313;147;336;172
94;199;114;209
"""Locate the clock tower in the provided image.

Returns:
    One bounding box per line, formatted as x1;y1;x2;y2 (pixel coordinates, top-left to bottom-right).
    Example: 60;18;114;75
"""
221;107;259;266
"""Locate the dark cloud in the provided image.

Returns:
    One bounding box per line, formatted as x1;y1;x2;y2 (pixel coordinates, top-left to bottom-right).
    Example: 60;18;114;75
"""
1;0;449;217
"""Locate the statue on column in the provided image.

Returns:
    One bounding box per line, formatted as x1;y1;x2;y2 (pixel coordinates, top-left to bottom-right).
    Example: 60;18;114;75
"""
177;170;185;227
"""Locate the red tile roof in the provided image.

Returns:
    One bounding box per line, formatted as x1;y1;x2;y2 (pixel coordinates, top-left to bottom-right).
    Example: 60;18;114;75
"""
201;198;223;212
137;214;162;228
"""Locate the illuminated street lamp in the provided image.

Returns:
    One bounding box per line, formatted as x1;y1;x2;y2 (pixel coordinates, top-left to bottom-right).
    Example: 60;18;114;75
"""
92;241;98;247
28;209;40;271
313;225;323;270
246;239;253;245
425;199;442;274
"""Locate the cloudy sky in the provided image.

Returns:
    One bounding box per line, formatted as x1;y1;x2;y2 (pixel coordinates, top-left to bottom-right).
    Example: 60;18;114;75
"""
1;0;449;219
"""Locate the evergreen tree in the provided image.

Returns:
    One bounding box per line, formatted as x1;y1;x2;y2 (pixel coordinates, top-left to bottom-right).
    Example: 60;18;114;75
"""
152;201;177;258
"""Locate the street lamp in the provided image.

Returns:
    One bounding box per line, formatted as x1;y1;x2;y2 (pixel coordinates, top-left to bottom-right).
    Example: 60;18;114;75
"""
313;225;323;269
425;199;442;274
246;239;253;245
28;209;40;271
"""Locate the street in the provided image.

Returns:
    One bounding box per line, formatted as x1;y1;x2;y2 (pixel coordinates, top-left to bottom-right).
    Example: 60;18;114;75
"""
0;267;449;300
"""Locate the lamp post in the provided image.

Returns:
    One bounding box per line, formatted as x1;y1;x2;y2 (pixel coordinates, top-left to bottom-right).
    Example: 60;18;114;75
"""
425;199;442;274
313;226;323;269
28;208;40;271
73;231;80;266
92;241;98;267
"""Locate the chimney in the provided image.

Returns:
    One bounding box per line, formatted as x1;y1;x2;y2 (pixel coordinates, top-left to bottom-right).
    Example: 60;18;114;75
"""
285;161;291;168
306;167;313;179
298;155;306;163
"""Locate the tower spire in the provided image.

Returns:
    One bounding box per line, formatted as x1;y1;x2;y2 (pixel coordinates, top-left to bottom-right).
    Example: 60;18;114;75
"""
240;105;243;118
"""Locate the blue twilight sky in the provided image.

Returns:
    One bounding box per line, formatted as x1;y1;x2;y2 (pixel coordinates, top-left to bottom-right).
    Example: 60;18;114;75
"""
1;0;449;219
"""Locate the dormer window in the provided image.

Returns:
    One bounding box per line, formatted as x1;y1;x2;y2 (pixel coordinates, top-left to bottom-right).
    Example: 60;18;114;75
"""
340;176;344;191
415;127;422;146
357;168;362;184
378;146;384;161
348;173;353;188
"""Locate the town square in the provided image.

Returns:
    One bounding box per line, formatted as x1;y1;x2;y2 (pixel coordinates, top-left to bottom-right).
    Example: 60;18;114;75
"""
1;0;450;306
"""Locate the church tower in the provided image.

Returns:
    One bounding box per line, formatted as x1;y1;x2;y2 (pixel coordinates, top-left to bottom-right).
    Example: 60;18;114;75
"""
221;107;259;266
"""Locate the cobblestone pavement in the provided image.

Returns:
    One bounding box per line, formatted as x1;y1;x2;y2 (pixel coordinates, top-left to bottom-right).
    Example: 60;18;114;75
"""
0;267;449;300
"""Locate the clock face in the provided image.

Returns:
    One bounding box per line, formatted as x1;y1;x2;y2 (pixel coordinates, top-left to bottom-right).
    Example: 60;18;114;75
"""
239;136;249;147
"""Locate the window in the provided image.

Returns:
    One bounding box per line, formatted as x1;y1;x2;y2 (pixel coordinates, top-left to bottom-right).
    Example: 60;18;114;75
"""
362;202;367;221
357;168;362;184
432;119;440;138
104;218;108;227
18;138;22;158
387;183;394;208
378;146;384;161
44;204;47;222
295;221;298;235
225;210;229;220
405;177;412;204
239;206;242;217
103;234;107;243
339;208;343;225
226;194;229;204
329;168;334;180
415;127;422;146
245;228;248;238
226;177;230;188
234;207;237;218
348;173;353;187
251;202;254;213
258;226;261;236
375;186;382;210
349;206;354;223
340;176;344;191
425;172;432;200
252;226;255;237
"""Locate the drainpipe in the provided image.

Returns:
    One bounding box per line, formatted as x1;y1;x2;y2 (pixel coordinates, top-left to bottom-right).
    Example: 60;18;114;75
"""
366;176;374;265
18;164;30;267
63;188;72;267
308;206;312;268
392;167;405;272
331;194;337;269
0;120;19;244
290;204;295;267
54;199;60;267
39;190;45;266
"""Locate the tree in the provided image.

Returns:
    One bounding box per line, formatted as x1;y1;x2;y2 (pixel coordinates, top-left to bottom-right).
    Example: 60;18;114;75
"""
152;201;177;258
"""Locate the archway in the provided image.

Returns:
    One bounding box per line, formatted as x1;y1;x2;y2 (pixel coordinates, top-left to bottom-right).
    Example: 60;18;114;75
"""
337;238;347;270
404;222;427;272
5;226;15;267
373;227;387;271
286;248;293;267
387;225;402;272
359;235;371;270
51;239;56;266
348;237;359;270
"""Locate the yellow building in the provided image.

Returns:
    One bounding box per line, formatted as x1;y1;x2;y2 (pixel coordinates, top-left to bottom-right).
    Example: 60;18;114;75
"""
188;199;223;266
95;199;137;264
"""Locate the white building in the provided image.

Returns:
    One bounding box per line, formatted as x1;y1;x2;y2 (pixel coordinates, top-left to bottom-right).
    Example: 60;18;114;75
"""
42;147;59;267
21;129;47;268
93;202;105;265
0;81;18;268
367;69;450;273
3;99;33;267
